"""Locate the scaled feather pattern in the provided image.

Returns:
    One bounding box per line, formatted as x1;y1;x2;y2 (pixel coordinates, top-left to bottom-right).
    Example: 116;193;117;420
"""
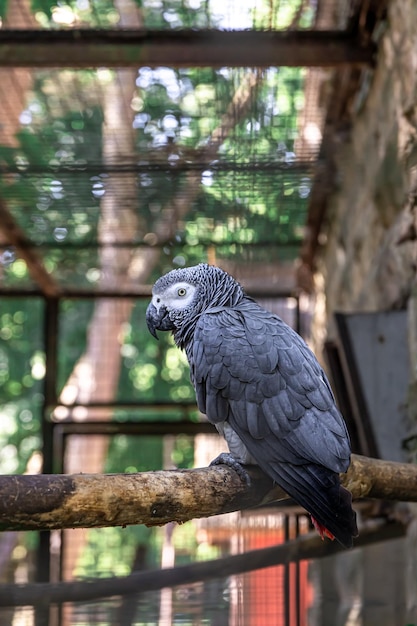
146;264;358;548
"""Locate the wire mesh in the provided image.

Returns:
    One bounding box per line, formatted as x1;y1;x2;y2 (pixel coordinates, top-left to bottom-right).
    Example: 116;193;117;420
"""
0;63;321;293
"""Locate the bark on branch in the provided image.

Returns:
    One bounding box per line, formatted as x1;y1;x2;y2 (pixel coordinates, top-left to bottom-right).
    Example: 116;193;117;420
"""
0;464;281;531
0;454;416;532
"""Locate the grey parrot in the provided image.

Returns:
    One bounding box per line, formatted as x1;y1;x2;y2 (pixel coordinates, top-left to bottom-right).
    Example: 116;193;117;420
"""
146;263;358;548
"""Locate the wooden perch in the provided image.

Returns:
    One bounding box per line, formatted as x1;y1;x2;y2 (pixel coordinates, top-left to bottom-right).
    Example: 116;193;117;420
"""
0;454;416;532
0;464;282;531
341;454;417;502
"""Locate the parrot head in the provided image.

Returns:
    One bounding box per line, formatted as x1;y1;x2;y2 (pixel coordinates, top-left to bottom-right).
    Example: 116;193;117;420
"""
146;271;200;338
146;263;244;342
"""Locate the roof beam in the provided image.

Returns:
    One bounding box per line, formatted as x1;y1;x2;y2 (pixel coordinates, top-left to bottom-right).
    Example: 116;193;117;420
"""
0;29;375;68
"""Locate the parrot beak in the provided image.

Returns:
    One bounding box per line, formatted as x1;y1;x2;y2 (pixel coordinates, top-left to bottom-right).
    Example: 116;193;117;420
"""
146;302;174;338
146;302;161;338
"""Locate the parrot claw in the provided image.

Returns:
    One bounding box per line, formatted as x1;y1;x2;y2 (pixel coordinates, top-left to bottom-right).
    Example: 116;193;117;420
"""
210;452;251;486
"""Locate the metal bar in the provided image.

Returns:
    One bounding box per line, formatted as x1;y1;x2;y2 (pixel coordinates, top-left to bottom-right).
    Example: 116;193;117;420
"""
0;29;376;68
284;515;290;626
48;400;197;410
0;287;297;299
0;160;317;174
43;299;60;421
0;288;150;298
295;515;301;626
52;420;215;437
0;239;303;250
295;295;301;335
0;520;407;607
51;401;196;409
35;297;59;626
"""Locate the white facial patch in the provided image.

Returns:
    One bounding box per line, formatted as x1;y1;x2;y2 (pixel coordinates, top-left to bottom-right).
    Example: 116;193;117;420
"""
152;282;196;311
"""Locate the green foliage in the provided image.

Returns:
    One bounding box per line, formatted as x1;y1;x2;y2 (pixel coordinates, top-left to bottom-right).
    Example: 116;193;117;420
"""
252;0;315;30
0;0;315;30
75;526;143;577
139;0;219;29
0;61;308;281
105;435;163;473
0;299;43;474
27;0;120;27
119;301;195;406
31;0;53;19
0;88;104;287
171;434;194;468
57;299;93;393
132;64;309;259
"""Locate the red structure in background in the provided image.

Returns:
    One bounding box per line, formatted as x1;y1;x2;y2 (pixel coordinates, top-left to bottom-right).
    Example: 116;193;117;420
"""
241;515;313;626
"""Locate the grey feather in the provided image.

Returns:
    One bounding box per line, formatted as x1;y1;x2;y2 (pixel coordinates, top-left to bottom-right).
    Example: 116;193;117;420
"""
147;263;358;548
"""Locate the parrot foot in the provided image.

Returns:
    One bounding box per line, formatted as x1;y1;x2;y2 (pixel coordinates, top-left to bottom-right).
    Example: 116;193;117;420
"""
210;453;251;486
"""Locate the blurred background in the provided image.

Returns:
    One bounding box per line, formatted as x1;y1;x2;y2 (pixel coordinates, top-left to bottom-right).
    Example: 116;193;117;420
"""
1;0;417;624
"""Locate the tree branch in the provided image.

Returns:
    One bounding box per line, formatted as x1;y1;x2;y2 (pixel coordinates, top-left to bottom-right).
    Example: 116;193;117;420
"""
342;454;417;501
0;464;282;531
0;454;416;532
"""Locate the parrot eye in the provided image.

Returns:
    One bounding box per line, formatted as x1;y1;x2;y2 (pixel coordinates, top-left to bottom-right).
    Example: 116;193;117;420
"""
177;287;187;297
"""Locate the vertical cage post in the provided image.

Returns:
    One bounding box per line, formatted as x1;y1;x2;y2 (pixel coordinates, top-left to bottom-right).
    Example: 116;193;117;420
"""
35;297;59;626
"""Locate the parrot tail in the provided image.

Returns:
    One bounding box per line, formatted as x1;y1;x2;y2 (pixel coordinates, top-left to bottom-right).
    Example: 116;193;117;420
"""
271;462;358;549
310;516;335;541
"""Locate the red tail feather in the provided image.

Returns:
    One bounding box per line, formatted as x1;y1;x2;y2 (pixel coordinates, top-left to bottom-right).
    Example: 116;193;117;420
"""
311;516;335;541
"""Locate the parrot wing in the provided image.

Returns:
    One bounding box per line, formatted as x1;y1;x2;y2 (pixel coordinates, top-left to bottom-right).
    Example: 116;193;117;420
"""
191;300;357;548
192;300;350;474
